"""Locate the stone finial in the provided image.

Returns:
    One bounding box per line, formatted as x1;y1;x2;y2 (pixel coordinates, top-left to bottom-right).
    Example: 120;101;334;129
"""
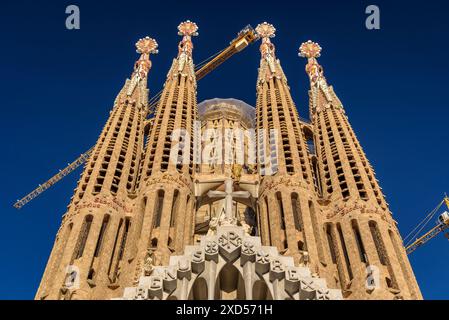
255;22;277;74
135;36;159;55
299;40;326;88
177;20;199;37
255;22;276;38
176;20;198;63
299;40;322;59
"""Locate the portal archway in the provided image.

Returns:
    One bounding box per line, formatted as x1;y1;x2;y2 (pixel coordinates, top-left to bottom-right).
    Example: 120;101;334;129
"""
188;277;208;300
214;263;246;300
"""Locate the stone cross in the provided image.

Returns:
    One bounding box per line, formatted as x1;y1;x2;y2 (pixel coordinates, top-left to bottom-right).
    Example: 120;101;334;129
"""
207;178;250;224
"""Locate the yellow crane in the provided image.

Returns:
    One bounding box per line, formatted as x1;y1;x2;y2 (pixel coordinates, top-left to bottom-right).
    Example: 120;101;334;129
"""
405;195;449;254
13;25;259;209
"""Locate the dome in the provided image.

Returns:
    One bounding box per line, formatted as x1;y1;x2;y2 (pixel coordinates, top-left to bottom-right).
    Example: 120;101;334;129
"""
198;98;255;127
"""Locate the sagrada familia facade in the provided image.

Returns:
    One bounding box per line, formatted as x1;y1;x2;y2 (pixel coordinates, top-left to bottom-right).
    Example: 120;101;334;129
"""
35;21;422;300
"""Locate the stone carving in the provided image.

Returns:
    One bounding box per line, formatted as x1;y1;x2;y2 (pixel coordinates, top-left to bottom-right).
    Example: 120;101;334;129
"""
231;164;243;182
143;248;162;276
240;219;253;236
218;231;242;262
143;249;155;276
207;178;250;228
118;224;343;300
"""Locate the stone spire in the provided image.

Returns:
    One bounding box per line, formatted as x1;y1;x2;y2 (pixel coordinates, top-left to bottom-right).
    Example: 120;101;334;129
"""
299;40;422;299
254;23;327;276
126;37;159;96
141;20;199;178
35;36;158;300
299;40;334;120
299;40;388;209
127;21;199;285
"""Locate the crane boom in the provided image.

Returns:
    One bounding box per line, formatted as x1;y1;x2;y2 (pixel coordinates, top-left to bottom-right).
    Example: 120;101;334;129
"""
195;25;258;81
14;147;95;209
405;223;449;254
405;196;449;254
13;25;259;210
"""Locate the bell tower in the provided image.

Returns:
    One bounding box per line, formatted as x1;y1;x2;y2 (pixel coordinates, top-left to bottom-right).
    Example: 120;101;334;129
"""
254;23;327;276
299;40;422;299
125;21;200;286
35;36;159;300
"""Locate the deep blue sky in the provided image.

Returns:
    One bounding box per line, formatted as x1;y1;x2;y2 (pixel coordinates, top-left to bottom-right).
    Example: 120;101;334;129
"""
0;0;448;299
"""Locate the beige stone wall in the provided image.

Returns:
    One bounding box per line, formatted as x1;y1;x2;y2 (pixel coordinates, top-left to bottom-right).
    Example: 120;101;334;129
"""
35;30;422;300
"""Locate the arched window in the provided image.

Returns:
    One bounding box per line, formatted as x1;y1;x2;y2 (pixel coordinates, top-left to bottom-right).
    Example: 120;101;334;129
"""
337;223;353;280
94;215;110;257
73;215;93;260
291;193;303;231
325;224;337;264
275;192;286;230
135;196;147;240
170;190;180;227
389;229;417;297
264;197;271;245
352;220;367;263
309;201;326;264
325;223;345;286
151;238;158;249
153;190;165;228
369;221;387;265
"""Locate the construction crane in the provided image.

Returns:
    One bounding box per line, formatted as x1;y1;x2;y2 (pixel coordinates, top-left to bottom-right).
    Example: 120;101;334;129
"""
13;25;259;210
195;25;258;81
405;195;449;255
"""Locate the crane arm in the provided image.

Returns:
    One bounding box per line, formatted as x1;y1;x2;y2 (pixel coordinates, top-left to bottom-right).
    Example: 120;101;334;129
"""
13;25;259;210
405;223;449;254
14;147;94;209
146;25;258;114
195;25;258;81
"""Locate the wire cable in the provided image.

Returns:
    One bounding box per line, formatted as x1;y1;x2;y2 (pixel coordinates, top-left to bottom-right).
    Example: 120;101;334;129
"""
404;200;443;246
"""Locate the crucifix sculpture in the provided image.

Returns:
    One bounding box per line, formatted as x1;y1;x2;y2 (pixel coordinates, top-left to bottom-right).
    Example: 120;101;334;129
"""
207;178;250;226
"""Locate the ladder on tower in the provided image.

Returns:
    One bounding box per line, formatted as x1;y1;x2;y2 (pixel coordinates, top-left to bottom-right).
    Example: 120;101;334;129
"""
13;25;259;209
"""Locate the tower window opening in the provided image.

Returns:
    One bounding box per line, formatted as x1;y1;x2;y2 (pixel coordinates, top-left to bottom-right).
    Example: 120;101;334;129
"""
94;215;110;258
369;221;388;266
337;223;353;280
153;190;165;228
73;215;93;260
351;220;367;263
291;193;303;232
276;192;286;230
170;190;180;227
